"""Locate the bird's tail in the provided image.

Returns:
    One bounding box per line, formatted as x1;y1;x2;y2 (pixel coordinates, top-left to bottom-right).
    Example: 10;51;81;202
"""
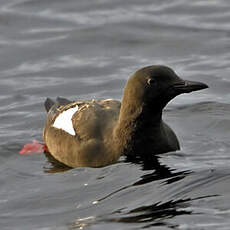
44;97;72;112
44;98;55;112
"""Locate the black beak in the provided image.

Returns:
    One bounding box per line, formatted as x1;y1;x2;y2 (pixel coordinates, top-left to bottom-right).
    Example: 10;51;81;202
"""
173;80;209;94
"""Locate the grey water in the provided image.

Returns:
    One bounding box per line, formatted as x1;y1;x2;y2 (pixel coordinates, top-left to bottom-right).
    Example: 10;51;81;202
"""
1;0;230;229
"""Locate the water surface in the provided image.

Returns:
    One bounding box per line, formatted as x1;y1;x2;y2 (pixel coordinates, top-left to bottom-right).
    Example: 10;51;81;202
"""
1;0;230;229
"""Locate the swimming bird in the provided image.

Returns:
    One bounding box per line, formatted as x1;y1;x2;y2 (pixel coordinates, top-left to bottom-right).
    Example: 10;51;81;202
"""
43;65;208;168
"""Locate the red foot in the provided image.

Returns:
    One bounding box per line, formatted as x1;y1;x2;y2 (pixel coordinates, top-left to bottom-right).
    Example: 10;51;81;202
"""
19;140;48;155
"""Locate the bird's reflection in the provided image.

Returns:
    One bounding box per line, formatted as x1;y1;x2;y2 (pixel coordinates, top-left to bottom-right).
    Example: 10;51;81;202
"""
104;155;215;228
125;153;190;185
106;198;192;229
70;198;191;229
98;154;194;228
43;151;71;173
105;195;216;229
68;153;217;229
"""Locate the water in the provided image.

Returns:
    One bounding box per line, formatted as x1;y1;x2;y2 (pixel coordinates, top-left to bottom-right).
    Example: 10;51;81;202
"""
1;0;230;229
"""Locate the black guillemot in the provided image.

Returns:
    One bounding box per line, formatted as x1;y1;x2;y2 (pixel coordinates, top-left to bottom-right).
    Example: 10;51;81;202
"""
43;65;208;167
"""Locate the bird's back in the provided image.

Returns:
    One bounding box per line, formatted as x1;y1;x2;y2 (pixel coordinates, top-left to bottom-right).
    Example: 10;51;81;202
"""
43;98;121;167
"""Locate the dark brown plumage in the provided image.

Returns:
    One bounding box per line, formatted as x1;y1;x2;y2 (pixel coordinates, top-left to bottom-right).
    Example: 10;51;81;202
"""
43;65;208;167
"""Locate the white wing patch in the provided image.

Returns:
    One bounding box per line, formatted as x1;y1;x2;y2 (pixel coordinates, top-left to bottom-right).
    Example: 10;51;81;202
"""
53;106;78;135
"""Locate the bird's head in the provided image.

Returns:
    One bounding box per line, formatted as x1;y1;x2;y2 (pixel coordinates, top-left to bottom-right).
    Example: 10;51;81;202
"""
123;65;208;110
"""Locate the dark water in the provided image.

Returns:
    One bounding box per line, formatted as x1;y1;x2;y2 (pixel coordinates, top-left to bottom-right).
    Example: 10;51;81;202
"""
1;0;230;229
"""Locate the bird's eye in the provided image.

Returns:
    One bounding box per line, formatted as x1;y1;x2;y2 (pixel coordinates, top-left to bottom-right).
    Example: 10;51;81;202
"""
147;78;156;86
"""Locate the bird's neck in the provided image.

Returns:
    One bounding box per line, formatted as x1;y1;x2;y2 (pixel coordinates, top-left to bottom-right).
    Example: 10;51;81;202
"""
113;100;163;152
